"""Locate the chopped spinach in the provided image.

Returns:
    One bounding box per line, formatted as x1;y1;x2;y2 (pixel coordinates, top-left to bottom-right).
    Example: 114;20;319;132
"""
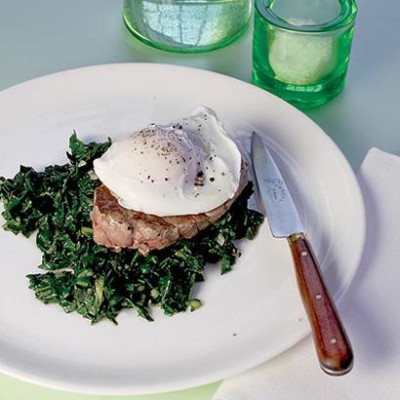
0;133;264;324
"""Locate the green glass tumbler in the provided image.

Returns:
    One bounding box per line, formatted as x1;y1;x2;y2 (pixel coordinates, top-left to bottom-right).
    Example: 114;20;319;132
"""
252;0;358;109
123;0;252;53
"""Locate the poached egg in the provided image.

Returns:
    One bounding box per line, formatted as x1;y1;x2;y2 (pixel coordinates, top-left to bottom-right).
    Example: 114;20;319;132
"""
93;106;242;217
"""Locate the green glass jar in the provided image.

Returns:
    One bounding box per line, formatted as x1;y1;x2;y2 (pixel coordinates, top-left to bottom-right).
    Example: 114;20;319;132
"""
123;0;252;53
252;0;358;109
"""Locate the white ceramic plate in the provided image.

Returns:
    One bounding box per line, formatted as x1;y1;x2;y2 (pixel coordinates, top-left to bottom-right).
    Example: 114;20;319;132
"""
0;64;365;395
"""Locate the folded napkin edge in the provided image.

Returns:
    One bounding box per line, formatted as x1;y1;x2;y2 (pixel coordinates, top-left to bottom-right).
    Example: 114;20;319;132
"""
363;147;400;168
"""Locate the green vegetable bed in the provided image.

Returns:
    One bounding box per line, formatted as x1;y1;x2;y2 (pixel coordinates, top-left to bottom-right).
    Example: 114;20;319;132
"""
0;134;263;324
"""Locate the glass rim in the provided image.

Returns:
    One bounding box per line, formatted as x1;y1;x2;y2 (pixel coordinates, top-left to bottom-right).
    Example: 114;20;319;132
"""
255;0;358;32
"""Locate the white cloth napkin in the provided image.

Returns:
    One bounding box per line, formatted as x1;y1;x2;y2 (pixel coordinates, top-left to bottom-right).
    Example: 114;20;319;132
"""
213;148;400;400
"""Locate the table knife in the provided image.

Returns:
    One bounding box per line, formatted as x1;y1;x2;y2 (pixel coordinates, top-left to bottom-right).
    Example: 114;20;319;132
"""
251;132;353;376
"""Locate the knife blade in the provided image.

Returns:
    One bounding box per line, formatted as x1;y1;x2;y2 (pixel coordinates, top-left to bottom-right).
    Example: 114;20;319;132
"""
251;132;353;376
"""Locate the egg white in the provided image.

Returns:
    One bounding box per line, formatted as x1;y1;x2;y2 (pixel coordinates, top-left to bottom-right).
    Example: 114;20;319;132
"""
93;106;242;216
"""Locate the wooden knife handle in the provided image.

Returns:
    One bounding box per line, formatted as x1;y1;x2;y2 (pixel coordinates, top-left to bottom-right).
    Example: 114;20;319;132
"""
288;233;353;375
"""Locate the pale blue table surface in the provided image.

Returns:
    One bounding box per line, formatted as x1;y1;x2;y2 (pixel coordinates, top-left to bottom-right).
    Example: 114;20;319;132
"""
0;0;399;399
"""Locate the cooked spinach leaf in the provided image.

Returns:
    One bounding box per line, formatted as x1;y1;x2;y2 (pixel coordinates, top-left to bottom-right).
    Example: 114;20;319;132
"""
0;133;264;324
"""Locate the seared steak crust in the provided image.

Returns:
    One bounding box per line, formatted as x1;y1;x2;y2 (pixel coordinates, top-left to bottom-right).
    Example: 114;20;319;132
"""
91;162;247;255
